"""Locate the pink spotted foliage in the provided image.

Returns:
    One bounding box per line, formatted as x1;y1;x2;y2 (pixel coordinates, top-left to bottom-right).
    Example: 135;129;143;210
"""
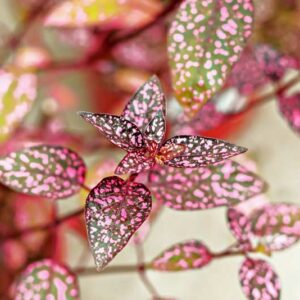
253;44;299;81
85;176;152;270
227;208;252;251
0;145;86;199
151;240;212;271
14;259;80;300
251;203;300;252
173;102;230;135
239;258;280;300
149;160;267;210
79;76;247;175
227;203;300;252
278;93;300;134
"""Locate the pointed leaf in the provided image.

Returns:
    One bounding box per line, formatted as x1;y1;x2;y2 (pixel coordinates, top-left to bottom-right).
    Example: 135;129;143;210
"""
239;258;280;300
0;70;37;143
149;160;267;210
144;110;166;145
0;145;86;199
115;149;155;175
227;208;252;250
79;112;145;151
151;240;212;271
85;176;152;270
121;76;166;130
277;93;300;134
251;203;300;251
160;136;247;168
168;0;254;115
14;259;80;300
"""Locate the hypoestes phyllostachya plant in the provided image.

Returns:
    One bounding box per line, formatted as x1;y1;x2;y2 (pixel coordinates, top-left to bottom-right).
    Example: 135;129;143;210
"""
1;0;300;299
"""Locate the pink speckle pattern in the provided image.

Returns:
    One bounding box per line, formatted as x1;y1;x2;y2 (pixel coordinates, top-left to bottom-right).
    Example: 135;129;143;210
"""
80;76;247;175
227;208;252;250
173;102;229;135
0;145;86;199
251;203;300;251
0;70;37;143
14;259;80;300
121;75;166;130
151;240;212;271
115;149;155;175
79;113;145;151
85;176;152;270
149;160;267;210
254;44;299;81
226;47;269;95
168;0;254;114
239;258;280;300
160;136;247;168
278;93;300;135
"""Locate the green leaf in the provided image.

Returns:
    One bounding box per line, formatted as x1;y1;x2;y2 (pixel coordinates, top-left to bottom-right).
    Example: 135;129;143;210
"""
45;0;162;29
0;70;37;143
168;0;254;115
14;259;80;299
151;240;212;271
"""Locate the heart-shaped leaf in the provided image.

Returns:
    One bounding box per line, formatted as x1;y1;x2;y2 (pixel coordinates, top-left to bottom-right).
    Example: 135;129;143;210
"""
239;258;280;300
85;176;152;270
160;136;247;168
121;75;166;130
79;112;145;151
149;160;267;210
0;145;86;199
151;240;212;271
277;93;300;135
168;0;254;115
251;203;300;251
0;70;37;143
14;259;80;300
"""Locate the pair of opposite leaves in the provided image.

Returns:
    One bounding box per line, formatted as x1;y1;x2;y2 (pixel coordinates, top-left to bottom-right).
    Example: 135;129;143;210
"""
79;76;248;271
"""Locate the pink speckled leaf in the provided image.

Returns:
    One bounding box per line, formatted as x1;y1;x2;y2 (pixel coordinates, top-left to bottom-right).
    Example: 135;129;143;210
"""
45;0;162;30
168;0;254;115
227;208;252;250
14;259;80;300
173;102;229;135
251;203;300;251
151;240;212;271
254;44;299;81
239;258;280;300
277;93;300;134
115;149;155;175
0;70;37;143
149;160;267;210
121;76;166;130
0;145;86;199
226;47;269;96
79;112;145;151
85;176;152;270
144;110;166;145
160;136;247;168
